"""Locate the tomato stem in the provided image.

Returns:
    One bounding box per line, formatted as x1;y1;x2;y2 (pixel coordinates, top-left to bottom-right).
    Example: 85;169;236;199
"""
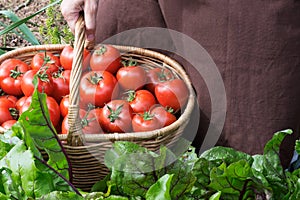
141;111;154;121
107;104;123;123
122;58;137;67
37;68;50;82
9;108;19;119
157;69;174;82
94;45;107;55
10;66;23;79
165;106;174;114
88;72;103;85
125;90;136;102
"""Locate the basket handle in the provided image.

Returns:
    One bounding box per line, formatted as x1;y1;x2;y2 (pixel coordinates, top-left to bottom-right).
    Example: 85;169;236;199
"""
67;15;92;146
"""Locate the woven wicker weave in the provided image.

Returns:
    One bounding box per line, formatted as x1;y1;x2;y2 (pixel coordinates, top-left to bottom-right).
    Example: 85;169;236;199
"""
0;17;195;191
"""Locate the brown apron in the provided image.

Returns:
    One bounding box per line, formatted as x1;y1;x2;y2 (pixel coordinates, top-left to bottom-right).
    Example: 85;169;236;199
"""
95;0;300;167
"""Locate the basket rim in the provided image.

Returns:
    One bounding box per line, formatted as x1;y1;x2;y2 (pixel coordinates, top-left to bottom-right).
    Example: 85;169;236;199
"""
0;44;196;143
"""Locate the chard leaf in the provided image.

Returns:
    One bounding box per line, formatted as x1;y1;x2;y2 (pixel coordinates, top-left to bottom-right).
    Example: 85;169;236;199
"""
281;172;300;200
0;193;9;199
289;141;300;171
0;168;23;199
104;141;148;169
209;191;221;200
84;192;129;200
18;87;71;181
192;158;218;188
36;191;84;200
0;142;36;199
295;140;300;156
146;174;173;200
200;146;253;165
208;161;248;195
107;142;196;199
252;130;292;199
263;129;292;177
0;141;59;199
0;131;20;159
208;160;266;199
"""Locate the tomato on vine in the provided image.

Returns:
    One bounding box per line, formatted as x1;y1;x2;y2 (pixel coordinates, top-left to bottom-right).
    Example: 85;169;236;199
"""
151;106;176;127
0;59;30;96
16;96;28;111
125;89;156;113
0;95;17;107
52;69;71;102
21;69;54;96
60;45;90;71
90;45;121;74
132;111;161;132
1;119;17;129
116;59;147;90
80;71;119;107
146;68;173;93
0;97;18;125
61;108;103;134
31;52;60;73
155;78;189;111
99;100;133;133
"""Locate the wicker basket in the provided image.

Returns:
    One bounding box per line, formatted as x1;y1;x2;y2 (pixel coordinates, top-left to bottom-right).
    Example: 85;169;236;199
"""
0;18;195;191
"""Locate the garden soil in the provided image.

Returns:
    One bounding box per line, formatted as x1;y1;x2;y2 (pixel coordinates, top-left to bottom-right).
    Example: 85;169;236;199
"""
0;0;59;48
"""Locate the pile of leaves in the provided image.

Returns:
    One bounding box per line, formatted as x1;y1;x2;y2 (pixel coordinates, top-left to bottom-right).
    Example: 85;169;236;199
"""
0;81;300;199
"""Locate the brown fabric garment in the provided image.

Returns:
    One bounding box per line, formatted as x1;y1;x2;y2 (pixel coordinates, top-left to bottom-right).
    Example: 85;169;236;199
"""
95;0;300;167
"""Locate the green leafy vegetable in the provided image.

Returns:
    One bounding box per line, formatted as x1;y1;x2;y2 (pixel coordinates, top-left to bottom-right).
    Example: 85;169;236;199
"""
104;142;196;199
145;174;173;200
18;87;71;181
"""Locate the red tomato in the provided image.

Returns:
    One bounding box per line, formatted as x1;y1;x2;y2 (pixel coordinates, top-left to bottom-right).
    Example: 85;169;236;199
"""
16;96;28;110
116;65;147;90
125;90;156;113
146;68;173;93
0;95;17;107
99;100;133;133
0;98;18;125
19;96;60;127
132;111;161;132
31;52;60;73
60;95;69;118
61;108;103;134
80;71;119;107
90;45;121;74
52;70;71;102
155;79;189;111
151;106;176;127
21;69;54;97
60;45;90;71
1;119;17;129
0;59;30;96
59;95;87;118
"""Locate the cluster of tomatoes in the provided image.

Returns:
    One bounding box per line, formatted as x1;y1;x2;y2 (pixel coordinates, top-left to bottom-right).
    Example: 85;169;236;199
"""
0;45;189;134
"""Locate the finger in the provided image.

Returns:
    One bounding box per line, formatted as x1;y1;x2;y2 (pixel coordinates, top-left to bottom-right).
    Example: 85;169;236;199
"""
60;0;82;33
84;0;99;42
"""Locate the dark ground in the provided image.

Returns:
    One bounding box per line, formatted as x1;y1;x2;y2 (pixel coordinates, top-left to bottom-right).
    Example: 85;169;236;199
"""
0;0;56;48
